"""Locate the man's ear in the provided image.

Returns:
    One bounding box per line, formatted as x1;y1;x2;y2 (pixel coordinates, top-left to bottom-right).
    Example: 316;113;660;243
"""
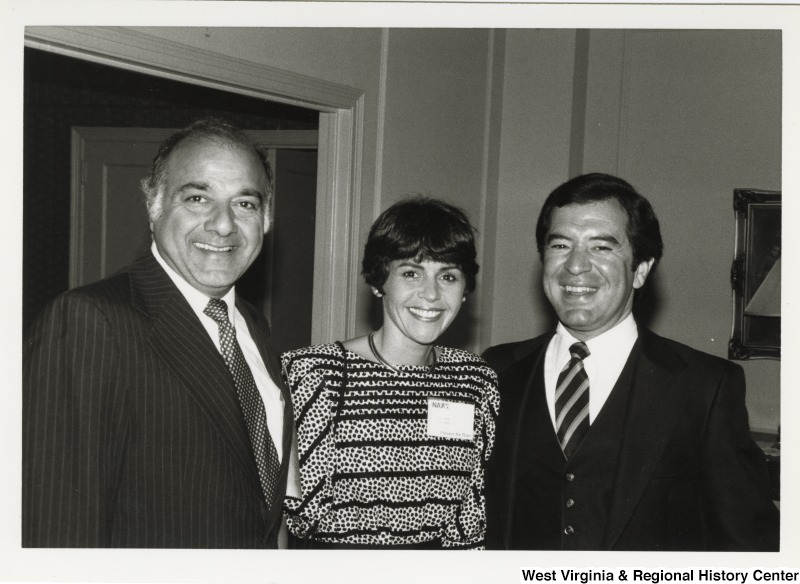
633;258;656;289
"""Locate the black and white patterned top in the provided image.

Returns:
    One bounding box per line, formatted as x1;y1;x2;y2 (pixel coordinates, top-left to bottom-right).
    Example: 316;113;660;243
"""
281;343;500;549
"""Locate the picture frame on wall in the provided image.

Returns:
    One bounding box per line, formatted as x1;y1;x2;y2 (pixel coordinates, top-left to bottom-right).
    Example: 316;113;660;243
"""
729;188;781;360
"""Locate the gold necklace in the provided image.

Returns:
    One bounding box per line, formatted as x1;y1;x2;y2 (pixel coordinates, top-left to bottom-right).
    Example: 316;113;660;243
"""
368;332;437;374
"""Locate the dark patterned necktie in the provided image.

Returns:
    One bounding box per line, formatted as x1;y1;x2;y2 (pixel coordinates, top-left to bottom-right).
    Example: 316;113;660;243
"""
555;342;591;459
204;298;280;506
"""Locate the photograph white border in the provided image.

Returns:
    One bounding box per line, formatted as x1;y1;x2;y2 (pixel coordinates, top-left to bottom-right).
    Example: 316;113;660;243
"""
3;2;797;583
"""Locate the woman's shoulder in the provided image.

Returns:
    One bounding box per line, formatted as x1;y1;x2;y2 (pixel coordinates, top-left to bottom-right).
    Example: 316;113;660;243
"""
281;343;348;392
438;345;485;363
438;346;497;376
439;348;499;417
281;343;344;367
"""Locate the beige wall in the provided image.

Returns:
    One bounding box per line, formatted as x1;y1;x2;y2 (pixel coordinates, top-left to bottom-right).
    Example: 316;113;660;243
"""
379;28;494;348
592;29;781;433
617;30;781;433
126;27;782;433
484;29;578;347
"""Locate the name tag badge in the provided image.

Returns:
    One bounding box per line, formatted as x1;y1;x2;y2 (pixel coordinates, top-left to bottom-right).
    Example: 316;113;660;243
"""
426;397;475;441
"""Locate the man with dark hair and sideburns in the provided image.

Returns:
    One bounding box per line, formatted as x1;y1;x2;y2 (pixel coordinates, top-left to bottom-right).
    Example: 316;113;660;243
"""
484;172;778;551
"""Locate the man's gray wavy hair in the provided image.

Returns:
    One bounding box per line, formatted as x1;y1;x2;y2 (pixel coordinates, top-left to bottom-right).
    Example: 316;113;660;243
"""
140;117;274;232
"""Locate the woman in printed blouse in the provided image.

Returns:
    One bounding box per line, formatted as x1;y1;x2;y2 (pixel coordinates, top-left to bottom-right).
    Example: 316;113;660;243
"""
281;197;499;549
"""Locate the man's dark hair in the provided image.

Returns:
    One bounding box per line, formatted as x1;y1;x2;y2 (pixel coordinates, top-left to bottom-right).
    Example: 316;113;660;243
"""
535;172;663;270
362;196;480;294
141;117;273;224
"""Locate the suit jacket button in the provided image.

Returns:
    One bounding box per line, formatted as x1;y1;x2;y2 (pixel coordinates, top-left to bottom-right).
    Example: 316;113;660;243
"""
565;473;575;482
564;525;575;535
565;498;575;508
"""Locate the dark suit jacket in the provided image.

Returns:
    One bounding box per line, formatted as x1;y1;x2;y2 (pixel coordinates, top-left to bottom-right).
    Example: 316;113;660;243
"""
483;327;779;551
23;251;293;548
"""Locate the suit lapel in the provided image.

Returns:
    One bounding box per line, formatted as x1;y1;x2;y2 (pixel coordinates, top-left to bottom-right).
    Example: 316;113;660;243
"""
603;328;690;549
128;253;261;491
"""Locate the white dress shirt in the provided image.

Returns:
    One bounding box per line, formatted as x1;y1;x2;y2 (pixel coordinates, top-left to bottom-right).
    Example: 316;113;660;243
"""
544;312;638;429
152;243;285;463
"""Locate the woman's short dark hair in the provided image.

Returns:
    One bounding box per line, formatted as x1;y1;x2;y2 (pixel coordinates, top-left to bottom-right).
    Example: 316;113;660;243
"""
362;197;479;293
535;173;663;270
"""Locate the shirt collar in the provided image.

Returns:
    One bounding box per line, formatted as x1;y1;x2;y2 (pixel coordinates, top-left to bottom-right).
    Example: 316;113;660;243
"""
151;242;236;322
554;312;638;365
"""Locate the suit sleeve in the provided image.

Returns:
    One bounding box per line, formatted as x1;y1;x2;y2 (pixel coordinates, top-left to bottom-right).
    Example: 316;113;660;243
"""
23;292;128;547
482;338;543;377
481;345;506;373
482;344;518;376
700;361;779;550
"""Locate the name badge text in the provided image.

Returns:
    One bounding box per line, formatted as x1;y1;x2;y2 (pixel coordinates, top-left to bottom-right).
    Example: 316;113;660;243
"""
426;397;475;440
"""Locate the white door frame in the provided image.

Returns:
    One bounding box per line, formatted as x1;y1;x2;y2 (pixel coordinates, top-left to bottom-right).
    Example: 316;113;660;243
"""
25;26;364;344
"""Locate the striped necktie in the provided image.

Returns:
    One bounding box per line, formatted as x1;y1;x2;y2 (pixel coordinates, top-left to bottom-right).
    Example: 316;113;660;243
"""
204;298;280;506
555;342;590;459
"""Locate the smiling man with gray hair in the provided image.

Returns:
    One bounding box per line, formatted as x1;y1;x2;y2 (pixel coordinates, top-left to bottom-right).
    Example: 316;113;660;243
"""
23;118;293;548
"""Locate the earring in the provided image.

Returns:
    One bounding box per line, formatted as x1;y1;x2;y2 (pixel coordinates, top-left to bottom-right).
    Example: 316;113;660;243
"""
462;296;467;303
373;289;383;298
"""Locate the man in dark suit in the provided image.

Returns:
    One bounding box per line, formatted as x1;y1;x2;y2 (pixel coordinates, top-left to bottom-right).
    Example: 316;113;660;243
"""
484;173;779;551
23;118;295;548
